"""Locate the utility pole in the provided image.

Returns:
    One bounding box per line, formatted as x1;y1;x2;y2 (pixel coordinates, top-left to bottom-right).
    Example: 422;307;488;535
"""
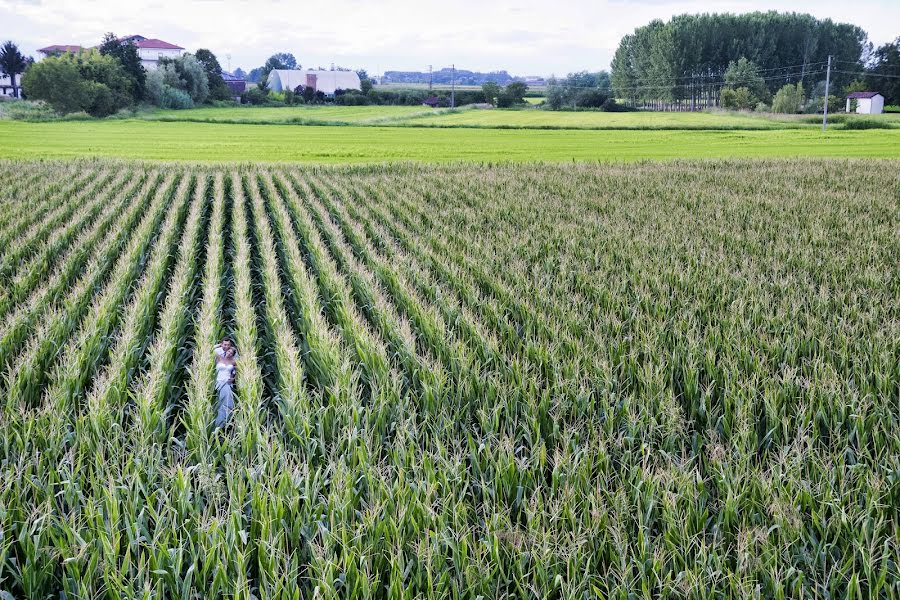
822;55;832;131
451;64;455;108
429;65;433;91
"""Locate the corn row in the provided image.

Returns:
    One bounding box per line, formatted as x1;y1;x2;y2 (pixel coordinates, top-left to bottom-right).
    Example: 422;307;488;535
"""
3;173;178;409
229;171;266;457
0;172;151;376
272;171;391;394
0;168;109;282
0;170;135;322
295;173;441;395
41;174;193;416
184;173;226;460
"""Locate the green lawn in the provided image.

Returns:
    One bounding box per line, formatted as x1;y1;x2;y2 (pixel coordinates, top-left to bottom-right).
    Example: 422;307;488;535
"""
2;119;898;162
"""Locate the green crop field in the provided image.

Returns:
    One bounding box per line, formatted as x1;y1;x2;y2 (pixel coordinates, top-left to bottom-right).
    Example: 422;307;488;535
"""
2;120;899;162
142;105;443;125
397;108;802;129
0;159;898;597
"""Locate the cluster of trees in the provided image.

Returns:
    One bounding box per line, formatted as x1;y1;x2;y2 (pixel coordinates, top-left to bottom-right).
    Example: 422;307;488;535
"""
383;68;518;86
544;71;621;110
610;12;868;109
246;52;300;84
865;37;899;105
14;34;232;115
480;81;528;107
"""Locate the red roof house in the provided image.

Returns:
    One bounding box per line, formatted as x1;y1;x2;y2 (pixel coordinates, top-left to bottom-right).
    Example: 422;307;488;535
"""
37;44;83;56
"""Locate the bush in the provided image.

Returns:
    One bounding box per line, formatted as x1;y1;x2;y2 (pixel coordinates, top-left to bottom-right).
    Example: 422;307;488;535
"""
0;99;58;121
21;51;131;117
841;118;895;130
721;87;752;110
240;87;269;105
160;86;194;109
755;102;770;113
575;89;608;108
772;83;804;114
804;94;842;114
602;98;628;112
334;91;370;105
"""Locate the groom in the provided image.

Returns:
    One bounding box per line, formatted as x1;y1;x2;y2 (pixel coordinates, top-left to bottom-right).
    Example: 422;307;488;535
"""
213;338;235;358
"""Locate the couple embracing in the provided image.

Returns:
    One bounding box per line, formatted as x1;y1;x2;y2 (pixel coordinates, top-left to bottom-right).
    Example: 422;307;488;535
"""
213;339;237;428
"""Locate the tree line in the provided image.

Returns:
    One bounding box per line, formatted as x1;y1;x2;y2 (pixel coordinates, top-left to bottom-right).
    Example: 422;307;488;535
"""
610;12;873;110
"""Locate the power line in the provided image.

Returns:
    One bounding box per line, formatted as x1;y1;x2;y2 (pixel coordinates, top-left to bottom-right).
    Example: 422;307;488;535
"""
831;69;900;80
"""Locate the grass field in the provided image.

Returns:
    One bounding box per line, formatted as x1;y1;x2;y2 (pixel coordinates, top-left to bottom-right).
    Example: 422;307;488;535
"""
2;120;899;162
402;108;802;129
131;105;900;130
142;105;444;125
1;159;898;597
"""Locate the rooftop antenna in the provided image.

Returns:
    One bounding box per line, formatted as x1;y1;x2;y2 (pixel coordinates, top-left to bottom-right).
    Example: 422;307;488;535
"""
226;53;231;72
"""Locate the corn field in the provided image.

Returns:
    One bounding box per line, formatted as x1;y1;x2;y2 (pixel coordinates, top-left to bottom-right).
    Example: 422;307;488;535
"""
0;159;898;599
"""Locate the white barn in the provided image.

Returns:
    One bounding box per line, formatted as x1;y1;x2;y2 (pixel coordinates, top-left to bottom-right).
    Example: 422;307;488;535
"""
845;92;884;114
269;69;361;95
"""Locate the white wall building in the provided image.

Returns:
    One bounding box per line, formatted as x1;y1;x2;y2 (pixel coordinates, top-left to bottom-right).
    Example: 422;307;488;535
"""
0;76;23;98
845;92;885;114
121;35;185;69
37;37;184;70
269;69;361;95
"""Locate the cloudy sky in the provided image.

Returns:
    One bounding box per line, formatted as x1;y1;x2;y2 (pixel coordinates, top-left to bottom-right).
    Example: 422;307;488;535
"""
2;0;897;76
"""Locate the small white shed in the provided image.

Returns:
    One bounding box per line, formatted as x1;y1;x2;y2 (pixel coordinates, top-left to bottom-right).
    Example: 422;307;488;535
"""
269;69;361;96
845;92;884;114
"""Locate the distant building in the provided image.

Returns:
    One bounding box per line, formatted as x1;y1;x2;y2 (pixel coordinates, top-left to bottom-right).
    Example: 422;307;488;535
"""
846;92;884;114
0;75;22;98
221;71;247;97
119;35;185;69
37;44;83;57
269;69;361;96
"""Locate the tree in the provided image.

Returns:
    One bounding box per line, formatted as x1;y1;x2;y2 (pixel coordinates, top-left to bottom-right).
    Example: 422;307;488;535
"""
720;86;752;110
147;54;210;108
866;37;899;104
195;48;230;101
22;50;131;116
22;55;90;113
162;53;209;104
610;13;868;108
481;81;500;106
544;72;610;110
772;82;804;113
233;67;247;79
723;58;768;105
357;69;373;94
0;41;28;93
98;32;146;102
497;82;528;108
247;67;266;83
262;52;300;79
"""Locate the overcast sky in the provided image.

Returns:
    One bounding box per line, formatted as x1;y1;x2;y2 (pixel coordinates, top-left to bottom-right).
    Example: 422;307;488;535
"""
2;0;898;76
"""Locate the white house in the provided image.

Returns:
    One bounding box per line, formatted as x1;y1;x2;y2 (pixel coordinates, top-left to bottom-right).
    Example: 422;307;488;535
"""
120;35;184;69
845;92;884;114
269;69;361;95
